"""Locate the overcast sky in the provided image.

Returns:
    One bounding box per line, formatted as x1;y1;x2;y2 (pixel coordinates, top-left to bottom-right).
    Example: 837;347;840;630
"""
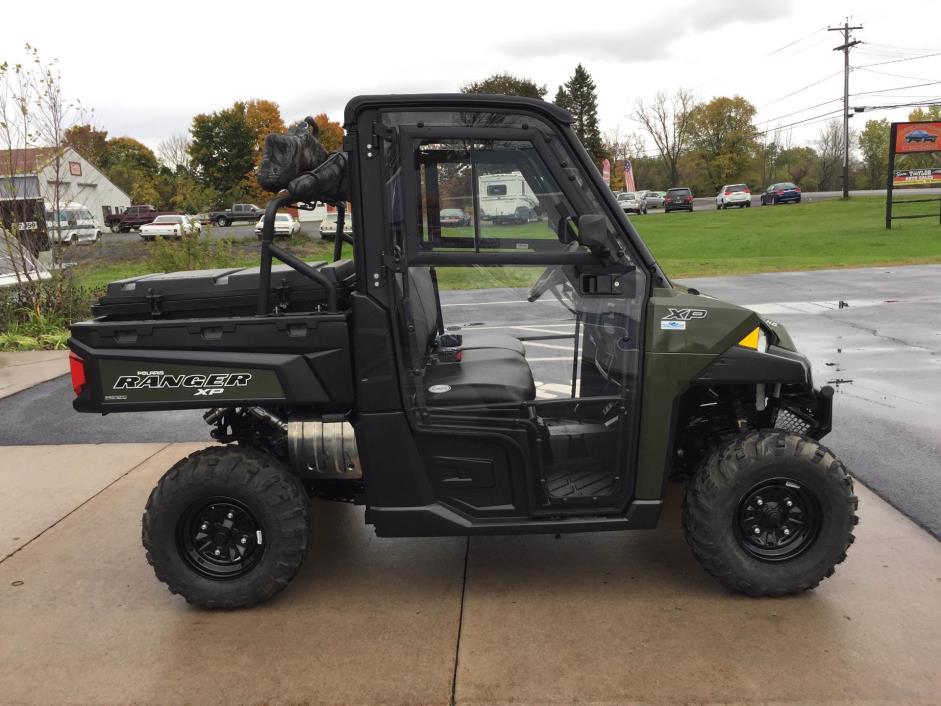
3;0;940;156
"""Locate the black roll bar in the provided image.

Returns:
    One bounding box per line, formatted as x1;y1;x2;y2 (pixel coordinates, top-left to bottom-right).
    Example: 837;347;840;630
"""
257;194;338;314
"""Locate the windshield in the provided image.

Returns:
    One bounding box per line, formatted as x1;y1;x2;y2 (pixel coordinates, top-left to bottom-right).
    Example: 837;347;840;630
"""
619;193;635;200
726;185;747;192
153;216;183;224
667;188;690;195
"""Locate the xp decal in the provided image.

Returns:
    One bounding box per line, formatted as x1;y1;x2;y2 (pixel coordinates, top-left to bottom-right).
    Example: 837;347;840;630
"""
662;308;708;321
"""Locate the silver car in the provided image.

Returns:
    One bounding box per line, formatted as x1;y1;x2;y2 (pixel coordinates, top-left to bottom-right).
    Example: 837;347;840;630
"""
616;191;647;215
642;190;665;209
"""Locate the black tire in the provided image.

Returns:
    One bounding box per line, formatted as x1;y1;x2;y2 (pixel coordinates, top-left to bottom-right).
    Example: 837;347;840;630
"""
216;216;229;227
142;446;311;609
683;431;857;597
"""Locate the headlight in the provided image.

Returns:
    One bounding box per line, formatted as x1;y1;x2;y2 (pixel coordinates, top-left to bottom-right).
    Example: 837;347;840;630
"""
738;326;769;352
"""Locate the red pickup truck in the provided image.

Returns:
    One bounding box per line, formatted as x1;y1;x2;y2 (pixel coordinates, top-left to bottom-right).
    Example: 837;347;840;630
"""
106;205;180;233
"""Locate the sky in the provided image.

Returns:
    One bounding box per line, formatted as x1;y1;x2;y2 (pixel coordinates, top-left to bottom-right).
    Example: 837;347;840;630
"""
2;0;940;156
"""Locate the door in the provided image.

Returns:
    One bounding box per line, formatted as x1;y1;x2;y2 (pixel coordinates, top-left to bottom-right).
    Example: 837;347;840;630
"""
378;108;648;519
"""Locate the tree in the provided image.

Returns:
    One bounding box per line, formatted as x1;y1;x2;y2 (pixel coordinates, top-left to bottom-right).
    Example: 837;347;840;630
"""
908;105;941;122
462;73;547;99
189;102;256;203
687;96;759;191
101;136;159;174
777;146;819;189
857;119;889;189
554;64;604;163
634;89;696;187
245;99;285;163
158;133;191;172
64;124;107;167
312;113;343;152
815;120;844;191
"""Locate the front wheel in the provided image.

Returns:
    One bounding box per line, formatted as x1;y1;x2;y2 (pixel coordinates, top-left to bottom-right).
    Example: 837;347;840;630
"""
142;447;311;609
683;431;857;596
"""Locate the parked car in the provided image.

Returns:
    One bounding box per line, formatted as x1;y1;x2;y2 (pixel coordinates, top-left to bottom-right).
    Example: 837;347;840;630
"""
643;191;665;209
320;211;354;240
616;191;647;215
760;183;802;205
208;203;263;227
45;203;101;244
0;241;51;288
254;213;301;238
716;184;752;209
139;215;202;241
107;205;180;233
440;208;471;227
664;187;694;212
904;128;937;144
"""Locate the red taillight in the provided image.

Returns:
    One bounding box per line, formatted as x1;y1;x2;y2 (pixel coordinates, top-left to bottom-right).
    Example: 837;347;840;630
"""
69;351;86;396
724;190;732;195
795;187;801;193
744;188;751;193
687;195;693;202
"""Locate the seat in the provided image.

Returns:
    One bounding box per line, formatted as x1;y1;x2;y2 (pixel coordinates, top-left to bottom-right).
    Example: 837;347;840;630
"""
400;268;534;407
422;348;535;406
457;331;525;356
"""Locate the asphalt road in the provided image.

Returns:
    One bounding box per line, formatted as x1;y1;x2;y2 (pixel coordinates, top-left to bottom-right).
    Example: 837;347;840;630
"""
1;265;938;537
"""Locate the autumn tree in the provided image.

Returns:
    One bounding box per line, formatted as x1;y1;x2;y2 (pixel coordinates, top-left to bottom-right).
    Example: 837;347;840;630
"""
554;64;604;163
687;96;759;191
777;146;819;189
908;105;941;121
312;113;344;152
189;102;256;203
158;133;191;172
815;119;845;191
857;118;889;189
64;124;107;167
634;89;696;187
462;73;547;99
245;99;285;163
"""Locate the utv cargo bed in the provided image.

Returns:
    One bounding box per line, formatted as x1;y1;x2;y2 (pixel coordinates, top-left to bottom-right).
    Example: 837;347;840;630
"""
92;259;356;320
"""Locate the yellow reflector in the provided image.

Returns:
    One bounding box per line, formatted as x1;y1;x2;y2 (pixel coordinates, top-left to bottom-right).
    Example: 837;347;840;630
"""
738;327;761;349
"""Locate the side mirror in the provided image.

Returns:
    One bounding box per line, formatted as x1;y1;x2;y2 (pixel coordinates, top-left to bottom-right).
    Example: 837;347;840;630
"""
577;214;610;256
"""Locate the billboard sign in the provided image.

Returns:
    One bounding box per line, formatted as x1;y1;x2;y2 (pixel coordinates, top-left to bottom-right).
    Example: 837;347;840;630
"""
893;168;941;187
894;122;941;154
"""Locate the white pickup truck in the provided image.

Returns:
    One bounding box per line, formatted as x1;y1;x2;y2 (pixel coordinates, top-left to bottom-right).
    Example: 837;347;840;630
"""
478;172;539;225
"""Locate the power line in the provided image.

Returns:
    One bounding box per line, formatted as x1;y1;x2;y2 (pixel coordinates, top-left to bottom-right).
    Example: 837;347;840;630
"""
856;67;937;82
855;51;941;69
851;80;941;97
761;70;843;107
756;97;843;126
764;26;828;57
755;108;845;137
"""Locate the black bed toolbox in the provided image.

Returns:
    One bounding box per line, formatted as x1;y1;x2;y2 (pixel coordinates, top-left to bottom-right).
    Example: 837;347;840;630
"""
92;259;356;320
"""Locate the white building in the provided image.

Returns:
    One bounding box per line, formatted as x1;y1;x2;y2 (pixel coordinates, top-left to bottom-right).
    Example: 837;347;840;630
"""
3;146;130;224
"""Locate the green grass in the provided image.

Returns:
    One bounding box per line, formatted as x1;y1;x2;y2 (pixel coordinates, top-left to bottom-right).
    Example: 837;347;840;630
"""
636;196;941;278
67;198;941;297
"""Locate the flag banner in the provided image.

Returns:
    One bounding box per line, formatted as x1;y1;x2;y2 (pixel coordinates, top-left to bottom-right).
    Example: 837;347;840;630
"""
601;158;611;187
623;159;636;192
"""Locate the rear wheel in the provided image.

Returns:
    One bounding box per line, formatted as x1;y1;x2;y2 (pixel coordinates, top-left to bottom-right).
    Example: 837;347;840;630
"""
683;431;857;596
142;447;311;609
216;216;229;227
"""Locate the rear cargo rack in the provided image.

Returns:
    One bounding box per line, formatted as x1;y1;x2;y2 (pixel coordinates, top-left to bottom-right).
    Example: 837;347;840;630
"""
258;195;338;314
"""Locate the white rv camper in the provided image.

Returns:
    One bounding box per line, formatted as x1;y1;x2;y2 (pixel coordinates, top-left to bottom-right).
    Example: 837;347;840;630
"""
477;172;539;225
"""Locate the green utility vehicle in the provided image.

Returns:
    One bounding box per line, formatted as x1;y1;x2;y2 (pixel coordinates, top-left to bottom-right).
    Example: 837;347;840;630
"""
67;95;857;608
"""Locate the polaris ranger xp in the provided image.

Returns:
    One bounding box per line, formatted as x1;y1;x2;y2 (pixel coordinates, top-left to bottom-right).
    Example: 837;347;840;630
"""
67;95;857;609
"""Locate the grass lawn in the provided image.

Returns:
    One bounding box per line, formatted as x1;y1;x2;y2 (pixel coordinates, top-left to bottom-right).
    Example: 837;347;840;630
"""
637;196;941;278
65;197;941;292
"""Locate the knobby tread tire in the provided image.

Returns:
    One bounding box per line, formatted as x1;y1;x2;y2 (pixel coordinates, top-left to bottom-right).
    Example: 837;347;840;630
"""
683;430;858;597
142;446;310;609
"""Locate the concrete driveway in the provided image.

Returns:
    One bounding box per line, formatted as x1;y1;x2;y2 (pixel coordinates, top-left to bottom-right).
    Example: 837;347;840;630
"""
1;441;940;704
3;258;941;704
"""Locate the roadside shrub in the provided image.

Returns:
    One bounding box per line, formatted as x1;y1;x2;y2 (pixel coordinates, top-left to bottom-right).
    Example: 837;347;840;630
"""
146;227;236;273
0;277;91;350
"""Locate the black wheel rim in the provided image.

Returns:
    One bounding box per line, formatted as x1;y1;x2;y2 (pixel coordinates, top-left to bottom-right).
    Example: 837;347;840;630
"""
735;478;821;562
176;497;265;579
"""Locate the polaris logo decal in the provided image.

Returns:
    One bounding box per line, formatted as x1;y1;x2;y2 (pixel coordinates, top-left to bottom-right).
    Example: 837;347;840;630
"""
113;371;252;397
662;308;708;321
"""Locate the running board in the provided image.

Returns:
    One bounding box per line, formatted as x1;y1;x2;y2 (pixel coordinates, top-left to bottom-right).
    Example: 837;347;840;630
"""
367;500;661;537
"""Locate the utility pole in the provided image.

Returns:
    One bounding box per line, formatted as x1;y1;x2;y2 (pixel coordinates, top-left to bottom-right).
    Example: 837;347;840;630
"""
829;19;863;199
